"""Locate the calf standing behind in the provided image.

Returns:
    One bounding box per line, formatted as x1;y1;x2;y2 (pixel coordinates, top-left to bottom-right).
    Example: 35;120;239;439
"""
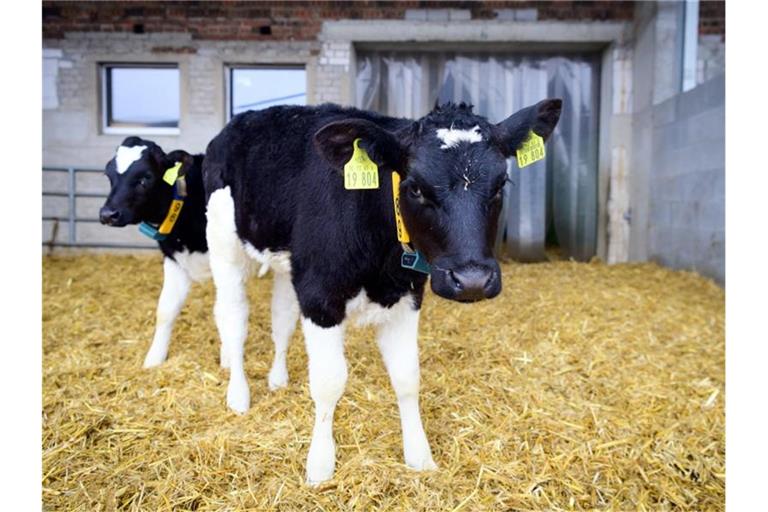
203;100;561;484
100;137;291;386
99;137;210;368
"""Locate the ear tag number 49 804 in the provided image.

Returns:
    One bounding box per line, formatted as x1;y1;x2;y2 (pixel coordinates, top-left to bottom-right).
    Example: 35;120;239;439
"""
344;138;379;190
516;131;546;168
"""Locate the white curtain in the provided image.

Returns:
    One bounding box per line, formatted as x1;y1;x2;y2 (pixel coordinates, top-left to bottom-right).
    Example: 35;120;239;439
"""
356;51;600;261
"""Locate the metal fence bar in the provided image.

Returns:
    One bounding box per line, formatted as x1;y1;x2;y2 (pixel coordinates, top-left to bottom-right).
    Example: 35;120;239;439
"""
68;167;76;245
43;242;156;250
43;166;157;250
43;216;104;223
43;167;103;173
42;191;108;198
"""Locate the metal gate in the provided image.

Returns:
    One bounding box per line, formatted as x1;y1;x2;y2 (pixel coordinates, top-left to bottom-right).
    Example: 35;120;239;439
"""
42;167;154;250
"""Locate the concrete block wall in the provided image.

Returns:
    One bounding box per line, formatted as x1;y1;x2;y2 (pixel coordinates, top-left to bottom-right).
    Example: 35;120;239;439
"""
623;0;724;268
646;74;725;283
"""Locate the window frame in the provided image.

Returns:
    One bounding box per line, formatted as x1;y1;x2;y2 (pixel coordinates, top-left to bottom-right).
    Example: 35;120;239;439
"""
225;64;307;122
100;63;181;136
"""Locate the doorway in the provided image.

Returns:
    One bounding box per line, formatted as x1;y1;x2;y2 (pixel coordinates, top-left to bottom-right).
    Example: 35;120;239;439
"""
355;50;601;262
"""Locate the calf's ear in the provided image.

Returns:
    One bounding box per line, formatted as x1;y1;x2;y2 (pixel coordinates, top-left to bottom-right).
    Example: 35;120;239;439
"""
313;119;407;172
493;98;562;158
166;150;194;177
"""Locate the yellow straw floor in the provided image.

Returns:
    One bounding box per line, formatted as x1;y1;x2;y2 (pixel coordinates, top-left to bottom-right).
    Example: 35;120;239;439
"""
43;254;724;511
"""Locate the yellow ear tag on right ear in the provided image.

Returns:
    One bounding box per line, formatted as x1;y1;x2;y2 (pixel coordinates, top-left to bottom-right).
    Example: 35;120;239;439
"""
516;131;546;168
162;161;182;185
344;139;379;190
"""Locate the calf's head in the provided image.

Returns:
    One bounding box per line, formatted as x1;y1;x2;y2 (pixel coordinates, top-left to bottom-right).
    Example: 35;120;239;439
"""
315;99;562;302
100;137;192;227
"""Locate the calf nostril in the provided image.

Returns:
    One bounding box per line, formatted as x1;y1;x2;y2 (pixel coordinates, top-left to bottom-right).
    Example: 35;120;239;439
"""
99;207;120;225
484;270;498;290
448;270;463;290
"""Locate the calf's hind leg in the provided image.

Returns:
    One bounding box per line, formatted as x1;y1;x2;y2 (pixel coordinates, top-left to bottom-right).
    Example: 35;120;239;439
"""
143;257;191;368
206;186;251;413
268;271;298;390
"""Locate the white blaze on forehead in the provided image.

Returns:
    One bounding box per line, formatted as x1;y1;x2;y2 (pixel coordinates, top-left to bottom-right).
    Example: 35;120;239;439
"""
435;125;483;149
115;145;147;174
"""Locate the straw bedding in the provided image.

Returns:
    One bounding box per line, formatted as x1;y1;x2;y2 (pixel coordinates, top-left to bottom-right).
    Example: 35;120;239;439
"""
42;254;724;511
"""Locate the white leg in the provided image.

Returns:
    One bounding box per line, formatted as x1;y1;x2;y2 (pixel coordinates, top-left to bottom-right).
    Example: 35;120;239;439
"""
207;187;250;414
303;317;347;485
219;337;230;369
376;300;436;471
268;272;299;390
143;257;191;368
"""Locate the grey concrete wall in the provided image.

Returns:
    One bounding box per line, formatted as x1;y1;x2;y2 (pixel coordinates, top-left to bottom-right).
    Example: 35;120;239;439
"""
614;0;724;267
646;74;724;283
698;34;725;84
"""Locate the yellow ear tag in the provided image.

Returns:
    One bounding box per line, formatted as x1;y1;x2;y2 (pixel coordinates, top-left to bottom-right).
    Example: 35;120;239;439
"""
162;161;182;185
515;131;546;168
391;171;410;244
344;139;379;190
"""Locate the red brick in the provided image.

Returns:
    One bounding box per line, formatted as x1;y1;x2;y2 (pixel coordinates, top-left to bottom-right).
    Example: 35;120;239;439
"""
43;0;644;41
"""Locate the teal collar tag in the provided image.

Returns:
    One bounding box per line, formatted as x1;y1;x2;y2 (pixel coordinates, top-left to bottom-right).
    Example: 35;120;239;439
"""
138;178;187;241
138;221;167;241
401;247;431;274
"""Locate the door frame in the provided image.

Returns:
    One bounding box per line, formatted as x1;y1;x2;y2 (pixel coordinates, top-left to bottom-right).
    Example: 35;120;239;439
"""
317;19;633;262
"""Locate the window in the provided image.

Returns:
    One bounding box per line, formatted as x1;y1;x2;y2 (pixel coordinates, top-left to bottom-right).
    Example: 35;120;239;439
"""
227;66;306;120
101;64;180;134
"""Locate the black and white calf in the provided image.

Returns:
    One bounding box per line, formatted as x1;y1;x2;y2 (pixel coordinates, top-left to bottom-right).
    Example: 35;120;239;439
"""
99;137;211;367
100;137;293;387
203;100;561;484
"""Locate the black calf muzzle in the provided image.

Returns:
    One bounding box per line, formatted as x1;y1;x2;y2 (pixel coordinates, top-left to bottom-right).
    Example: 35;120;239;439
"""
99;206;122;226
430;261;502;302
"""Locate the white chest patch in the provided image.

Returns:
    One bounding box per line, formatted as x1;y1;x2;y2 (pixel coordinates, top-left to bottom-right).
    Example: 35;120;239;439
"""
244;242;292;276
172;249;211;282
345;291;414;327
435;125;483;149
115;145;147;174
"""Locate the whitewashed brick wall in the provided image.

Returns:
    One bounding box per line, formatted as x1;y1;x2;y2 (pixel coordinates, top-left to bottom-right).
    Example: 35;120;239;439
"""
42;32;320;248
315;41;351;104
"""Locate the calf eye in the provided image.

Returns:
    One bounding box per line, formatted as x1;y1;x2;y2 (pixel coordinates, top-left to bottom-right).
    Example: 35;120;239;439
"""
137;174;153;188
405;182;434;207
408;185;423;200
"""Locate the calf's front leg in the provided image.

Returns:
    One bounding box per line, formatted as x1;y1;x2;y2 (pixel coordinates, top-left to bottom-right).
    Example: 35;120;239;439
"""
302;317;348;485
376;300;436;471
143;257;191;368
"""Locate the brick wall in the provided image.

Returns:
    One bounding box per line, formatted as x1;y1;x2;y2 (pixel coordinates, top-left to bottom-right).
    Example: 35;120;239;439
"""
43;1;636;41
699;0;725;40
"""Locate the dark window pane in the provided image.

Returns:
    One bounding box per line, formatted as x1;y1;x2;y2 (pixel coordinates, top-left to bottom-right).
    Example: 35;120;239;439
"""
231;68;305;117
108;67;179;127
